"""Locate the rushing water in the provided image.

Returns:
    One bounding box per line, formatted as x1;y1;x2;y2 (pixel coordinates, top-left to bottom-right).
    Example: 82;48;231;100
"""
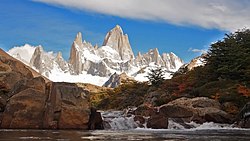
1;110;250;141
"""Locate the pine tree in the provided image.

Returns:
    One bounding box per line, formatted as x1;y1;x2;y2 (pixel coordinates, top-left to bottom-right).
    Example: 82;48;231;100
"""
146;67;165;86
205;29;250;84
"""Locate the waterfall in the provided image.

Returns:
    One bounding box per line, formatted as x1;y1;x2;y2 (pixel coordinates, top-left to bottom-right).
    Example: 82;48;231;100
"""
101;110;139;130
101;110;234;130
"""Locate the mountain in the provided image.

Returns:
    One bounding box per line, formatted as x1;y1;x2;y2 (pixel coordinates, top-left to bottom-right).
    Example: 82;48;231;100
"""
182;54;206;71
7;44;37;65
175;54;206;75
7;25;184;86
103;72;135;88
103;25;134;61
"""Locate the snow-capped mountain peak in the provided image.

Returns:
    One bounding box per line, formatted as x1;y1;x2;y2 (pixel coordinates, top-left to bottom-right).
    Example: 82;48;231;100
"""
103;25;134;61
7;25;184;87
7;44;37;64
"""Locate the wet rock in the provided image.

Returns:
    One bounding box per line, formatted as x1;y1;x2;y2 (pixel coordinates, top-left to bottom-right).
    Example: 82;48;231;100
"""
134;115;146;127
147;114;168;129
88;107;104;130
103;121;112;129
170;118;195;129
203;108;233;124
235;102;250;128
134;104;157;117
133;104;169;129
159;104;193;118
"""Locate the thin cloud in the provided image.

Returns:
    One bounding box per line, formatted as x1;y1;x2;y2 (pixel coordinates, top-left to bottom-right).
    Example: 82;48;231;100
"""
33;0;250;31
189;48;207;54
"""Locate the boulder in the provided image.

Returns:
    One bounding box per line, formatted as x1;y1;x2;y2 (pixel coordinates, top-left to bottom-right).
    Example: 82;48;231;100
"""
1;88;47;128
167;97;221;109
203;108;233;123
235;102;250;128
159;97;233;124
134;115;146;128
0;49;94;130
1;82;92;129
88;107;104;130
58;104;90;129
147;114;168;129
134;104;157;117
170;118;195;129
44;82;90;129
132;104;169;129
159;104;193;118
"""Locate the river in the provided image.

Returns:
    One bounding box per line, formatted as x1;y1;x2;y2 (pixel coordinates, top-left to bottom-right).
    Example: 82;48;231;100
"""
1;129;250;141
1;111;250;141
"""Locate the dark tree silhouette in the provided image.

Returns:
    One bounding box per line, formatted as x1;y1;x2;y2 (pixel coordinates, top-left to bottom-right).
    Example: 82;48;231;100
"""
146;67;165;86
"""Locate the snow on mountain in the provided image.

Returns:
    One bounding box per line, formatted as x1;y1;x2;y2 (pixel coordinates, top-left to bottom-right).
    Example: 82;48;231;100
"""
182;54;206;71
48;70;109;86
133;63;173;82
97;46;121;62
7;25;184;87
175;54;206;75
7;44;37;64
162;52;184;71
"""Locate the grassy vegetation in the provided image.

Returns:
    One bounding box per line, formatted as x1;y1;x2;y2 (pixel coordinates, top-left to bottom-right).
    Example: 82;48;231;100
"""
96;82;149;110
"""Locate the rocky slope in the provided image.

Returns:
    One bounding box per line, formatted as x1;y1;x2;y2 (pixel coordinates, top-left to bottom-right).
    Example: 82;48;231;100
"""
175;54;206;75
103;72;135;88
7;25;184;87
0;49;101;129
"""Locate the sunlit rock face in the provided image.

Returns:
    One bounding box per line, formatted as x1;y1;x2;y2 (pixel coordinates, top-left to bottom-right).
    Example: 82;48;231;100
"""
103;25;135;61
0;49;93;129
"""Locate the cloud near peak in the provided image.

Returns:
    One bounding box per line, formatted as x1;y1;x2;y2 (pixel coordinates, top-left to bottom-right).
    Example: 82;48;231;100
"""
34;0;250;31
189;48;207;54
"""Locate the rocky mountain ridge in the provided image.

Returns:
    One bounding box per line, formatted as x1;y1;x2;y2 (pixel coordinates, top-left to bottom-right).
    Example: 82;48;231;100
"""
7;25;184;86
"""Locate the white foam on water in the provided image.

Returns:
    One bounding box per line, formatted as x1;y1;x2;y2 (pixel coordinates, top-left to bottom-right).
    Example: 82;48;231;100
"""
101;110;250;131
101;111;138;130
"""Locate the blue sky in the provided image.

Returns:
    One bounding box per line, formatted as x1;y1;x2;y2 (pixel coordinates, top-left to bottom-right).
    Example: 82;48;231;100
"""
1;0;249;62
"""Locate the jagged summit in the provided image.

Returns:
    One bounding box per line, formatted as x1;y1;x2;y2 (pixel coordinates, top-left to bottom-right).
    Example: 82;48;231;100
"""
75;32;83;46
103;25;134;61
8;25;184;87
56;51;63;59
112;25;124;34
